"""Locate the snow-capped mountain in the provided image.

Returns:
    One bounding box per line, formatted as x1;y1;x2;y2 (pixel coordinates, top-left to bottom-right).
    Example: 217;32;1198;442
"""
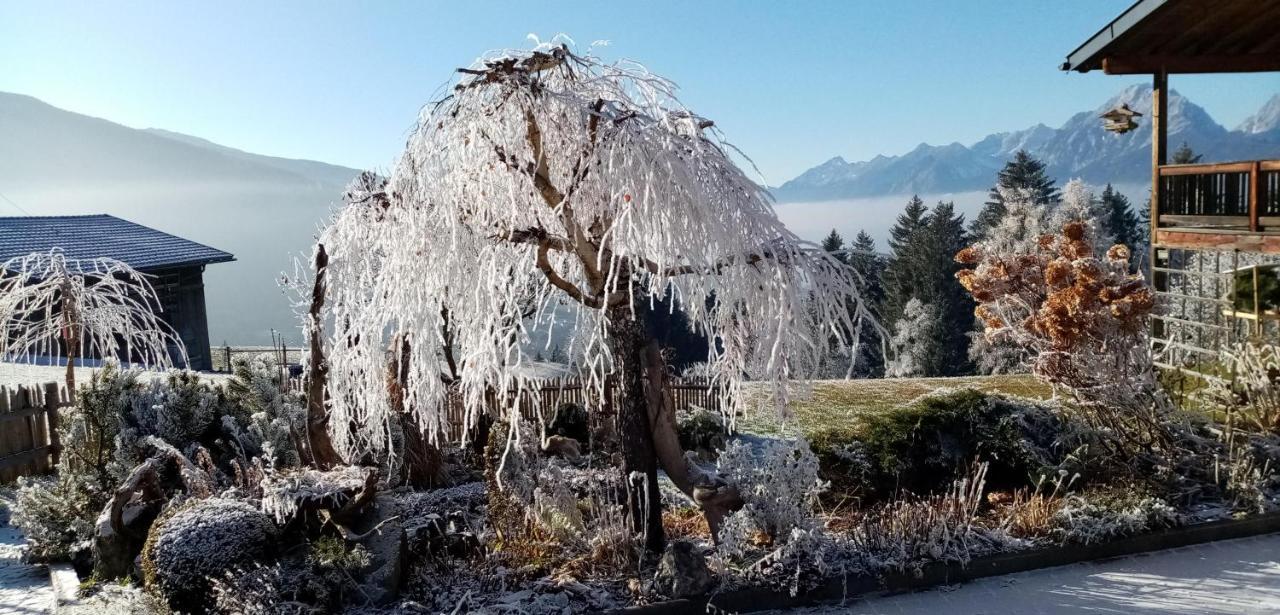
1238;94;1280;135
774;85;1280;202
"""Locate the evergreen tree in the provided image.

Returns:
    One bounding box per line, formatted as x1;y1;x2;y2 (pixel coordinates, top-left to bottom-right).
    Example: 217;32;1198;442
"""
881;195;930;328
849;230;886;377
882;199;973;377
971;150;1060;240
821;229;848;265
1100;183;1141;259
886;298;939;378
917;202;974;375
1171;141;1203;164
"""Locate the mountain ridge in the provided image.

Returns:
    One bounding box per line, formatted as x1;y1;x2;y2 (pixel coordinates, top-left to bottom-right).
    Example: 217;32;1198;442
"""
774;85;1280;202
0;91;361;345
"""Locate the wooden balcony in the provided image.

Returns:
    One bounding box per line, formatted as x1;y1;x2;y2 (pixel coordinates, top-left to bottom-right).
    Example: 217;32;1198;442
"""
1155;160;1280;252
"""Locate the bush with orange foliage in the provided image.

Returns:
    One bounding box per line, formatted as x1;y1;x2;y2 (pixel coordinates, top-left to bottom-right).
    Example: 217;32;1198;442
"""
956;222;1175;453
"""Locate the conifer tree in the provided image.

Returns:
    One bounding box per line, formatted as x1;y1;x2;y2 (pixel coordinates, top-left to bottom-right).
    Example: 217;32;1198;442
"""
882;199;972;376
885;298;939;378
849;230;886;376
821;229;847;265
882;196;930;328
917;202;974;375
971;150;1060;240
1100;183;1141;262
1171;141;1203;164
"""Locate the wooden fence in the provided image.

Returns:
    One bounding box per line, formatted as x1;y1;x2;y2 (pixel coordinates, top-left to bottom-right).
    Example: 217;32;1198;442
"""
436;376;728;442
0;382;67;483
286;375;728;443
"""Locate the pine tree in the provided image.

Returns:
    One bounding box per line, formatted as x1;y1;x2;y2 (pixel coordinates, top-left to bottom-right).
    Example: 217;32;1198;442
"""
848;230;886;377
966;185;1054;374
1100;183;1141;260
882;196;930;328
971;150;1060;240
822;229;847;265
917;202;974;375
1171;142;1203;164
882;199;973;377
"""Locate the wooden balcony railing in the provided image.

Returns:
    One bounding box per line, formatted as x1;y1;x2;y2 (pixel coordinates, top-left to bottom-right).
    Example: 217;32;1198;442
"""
1158;160;1280;232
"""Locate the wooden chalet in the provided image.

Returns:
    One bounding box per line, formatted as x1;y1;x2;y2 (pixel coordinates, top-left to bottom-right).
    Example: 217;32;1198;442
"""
1063;0;1280;369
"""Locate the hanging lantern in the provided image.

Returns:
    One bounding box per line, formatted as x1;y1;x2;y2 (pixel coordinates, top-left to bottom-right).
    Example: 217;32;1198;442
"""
1100;103;1142;134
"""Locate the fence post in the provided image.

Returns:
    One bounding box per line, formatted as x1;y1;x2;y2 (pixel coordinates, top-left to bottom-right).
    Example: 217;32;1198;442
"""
224;345;232;372
44;381;62;467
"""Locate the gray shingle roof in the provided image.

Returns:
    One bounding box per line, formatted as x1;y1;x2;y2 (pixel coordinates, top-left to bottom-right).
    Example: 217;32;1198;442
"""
0;214;234;271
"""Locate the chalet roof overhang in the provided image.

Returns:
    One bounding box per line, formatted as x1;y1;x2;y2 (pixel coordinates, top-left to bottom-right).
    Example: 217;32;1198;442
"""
1062;0;1280;75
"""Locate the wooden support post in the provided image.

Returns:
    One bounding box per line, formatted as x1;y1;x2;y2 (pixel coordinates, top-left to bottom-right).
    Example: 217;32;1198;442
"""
1151;70;1168;339
1254;266;1263;337
43;382;61;467
1250;160;1262;232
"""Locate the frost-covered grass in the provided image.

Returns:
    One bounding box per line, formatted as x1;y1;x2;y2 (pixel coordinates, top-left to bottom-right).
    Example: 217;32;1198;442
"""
739;375;1051;436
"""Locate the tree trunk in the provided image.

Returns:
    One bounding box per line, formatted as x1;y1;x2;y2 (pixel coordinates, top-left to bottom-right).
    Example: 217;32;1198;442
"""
642;342;742;540
305;244;344;469
607;307;665;556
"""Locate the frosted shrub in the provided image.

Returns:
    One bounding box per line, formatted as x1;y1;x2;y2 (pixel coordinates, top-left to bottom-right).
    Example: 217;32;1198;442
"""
142;498;278;613
1208;342;1280;434
128;370;221;451
1050;492;1178;544
715;437;834;595
956;210;1170;453
716;437;825;550
11;473;100;561
850;463;1021;572
225;354;305;467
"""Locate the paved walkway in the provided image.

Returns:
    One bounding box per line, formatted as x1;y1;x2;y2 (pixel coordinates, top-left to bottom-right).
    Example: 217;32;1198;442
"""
0;509;52;615
781;533;1280;614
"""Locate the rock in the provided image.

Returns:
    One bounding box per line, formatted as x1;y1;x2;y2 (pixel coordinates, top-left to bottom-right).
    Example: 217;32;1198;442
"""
91;500;158;580
142;498;277;614
653;540;715;598
542;434;582;460
352;495;406;606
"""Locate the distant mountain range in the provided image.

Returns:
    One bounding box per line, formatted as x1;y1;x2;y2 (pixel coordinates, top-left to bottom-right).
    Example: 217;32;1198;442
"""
773;85;1280;202
0;92;361;345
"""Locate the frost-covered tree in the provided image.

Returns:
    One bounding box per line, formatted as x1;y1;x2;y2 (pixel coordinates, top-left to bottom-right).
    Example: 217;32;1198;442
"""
314;44;873;552
0;249;183;392
971;150;1060;241
885;298;939;378
1051;180;1111;249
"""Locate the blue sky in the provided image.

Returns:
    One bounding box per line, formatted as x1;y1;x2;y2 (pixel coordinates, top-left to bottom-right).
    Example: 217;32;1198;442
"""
3;1;1277;183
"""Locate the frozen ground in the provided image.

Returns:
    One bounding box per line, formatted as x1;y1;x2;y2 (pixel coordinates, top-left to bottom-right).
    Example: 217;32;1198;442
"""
0;500;52;615
772;532;1280;615
0;361;230;390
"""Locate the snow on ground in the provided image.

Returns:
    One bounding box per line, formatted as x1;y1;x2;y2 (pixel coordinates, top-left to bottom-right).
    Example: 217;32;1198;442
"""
0;362;230;391
771;533;1280;615
0;496;53;615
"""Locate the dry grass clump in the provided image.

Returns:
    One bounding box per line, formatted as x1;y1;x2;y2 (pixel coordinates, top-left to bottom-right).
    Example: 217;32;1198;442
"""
845;463;1022;572
663;506;711;542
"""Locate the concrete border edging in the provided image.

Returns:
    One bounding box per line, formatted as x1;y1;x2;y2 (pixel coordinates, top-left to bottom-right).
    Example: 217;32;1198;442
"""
613;511;1280;614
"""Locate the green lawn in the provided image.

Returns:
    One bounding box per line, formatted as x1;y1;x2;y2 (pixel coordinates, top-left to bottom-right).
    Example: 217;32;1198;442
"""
737;374;1052;436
